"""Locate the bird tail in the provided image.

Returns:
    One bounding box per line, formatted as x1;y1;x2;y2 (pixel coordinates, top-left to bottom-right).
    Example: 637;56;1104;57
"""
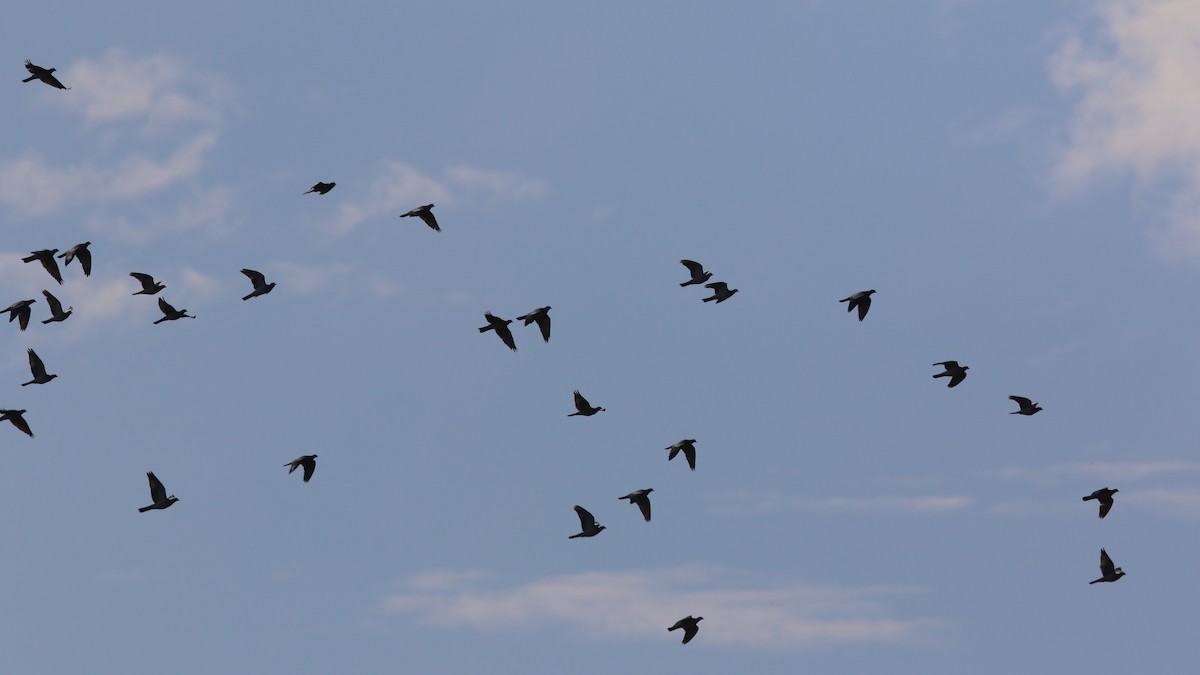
702;296;715;302
21;255;36;262
153;317;167;324
138;505;153;513
478;326;492;333
242;292;253;301
22;75;35;83
1082;495;1095;501
1088;579;1101;584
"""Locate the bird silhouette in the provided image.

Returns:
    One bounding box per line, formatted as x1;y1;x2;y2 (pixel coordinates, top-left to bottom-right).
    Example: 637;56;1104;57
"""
569;505;606;538
932;361;969;388
679;260;712;287
619;489;654;522
21;349;56;386
478;312;517;351
240;268;276;301
23;249;62;285
4;299;36;331
515;306;551;342
40;290;71;324
1089;548;1125;584
57;242;91;277
154;297;195;324
304;182;336;195
400;204;440;232
284;455;318;483
702;281;738;303
23;60;69;89
668;616;703;644
130;273;166;295
0;409;33;437
138;472;179;512
1009;396;1042;415
666;439;697;471
839;289;876;321
1083;488;1118;519
568;390;604;416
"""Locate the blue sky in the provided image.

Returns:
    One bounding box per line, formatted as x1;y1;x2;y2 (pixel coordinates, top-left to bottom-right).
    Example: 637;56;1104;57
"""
4;1;1200;673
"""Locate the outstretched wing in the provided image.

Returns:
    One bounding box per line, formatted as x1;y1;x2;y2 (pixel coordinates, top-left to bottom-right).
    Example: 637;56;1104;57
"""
41;290;63;315
495;324;517;351
635;494;651;521
147;472;167;503
680;259;705;277
158;297;178;315
574;390;590;412
705;282;728;293
574;505;596;530
534;312;551;342
27;349;46;378
241;268;267;289
1099;549;1115;576
1009;396;1033;408
419;210;440;232
301;456;316;482
76;247;92;276
856;296;871;321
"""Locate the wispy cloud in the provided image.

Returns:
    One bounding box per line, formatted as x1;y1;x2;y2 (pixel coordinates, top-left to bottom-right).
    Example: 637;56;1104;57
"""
996;460;1200;484
325;162;452;236
1127;488;1200;517
446;166;549;199
1050;0;1200;257
270;261;351;295
709;491;971;516
381;567;939;649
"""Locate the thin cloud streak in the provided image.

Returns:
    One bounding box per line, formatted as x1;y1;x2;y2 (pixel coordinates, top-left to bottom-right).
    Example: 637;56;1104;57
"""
996;460;1200;483
381;567;940;649
710;491;971;516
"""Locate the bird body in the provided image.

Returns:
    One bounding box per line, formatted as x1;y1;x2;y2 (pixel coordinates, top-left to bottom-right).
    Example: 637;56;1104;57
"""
40;290;72;324
679;260;712;287
304;182;336;195
569;390;604;416
23;60;70;89
139;472;178;512
666;439;697;471
569;505;606;538
22;349;56;386
154;297;195;324
0;409;33;437
933;361;969;388
58;242;92;277
702;281;738;303
668;616;703;644
130;273;165;295
1083;487;1118;519
1009;396;1042;415
285;454;318;483
515;306;552;342
479;312;517;351
839;289;876;321
4;299;36;331
240;268;276;301
619;489;654;522
23;249;62;284
1089;548;1125;584
401;204;440;231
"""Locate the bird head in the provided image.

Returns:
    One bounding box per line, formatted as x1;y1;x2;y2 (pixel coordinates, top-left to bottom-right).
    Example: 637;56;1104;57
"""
596;524;607;533
311;454;319;459
1113;567;1125;579
866;289;877;295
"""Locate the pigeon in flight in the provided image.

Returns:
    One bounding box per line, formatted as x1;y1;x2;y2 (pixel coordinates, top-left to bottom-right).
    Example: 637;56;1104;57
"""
304;182;336;195
668;616;703;644
23;60;70;89
138;472;179;512
932;361;969;388
568;390;605;416
284;454;318;483
240;268;276;301
1009;396;1042;415
154;297;195;324
1089;548;1125;584
130;273;166;295
400;204;440;232
702;281;738;303
478;312;517;351
4;299;36;331
40;290;71;324
666;439;698;471
515;306;552;342
23;249;62;285
569;505;606;538
679;260;712;287
22;349;56;386
57;242;91;277
1083;487;1118;519
839;289;876;321
0;409;33;437
619;489;654;522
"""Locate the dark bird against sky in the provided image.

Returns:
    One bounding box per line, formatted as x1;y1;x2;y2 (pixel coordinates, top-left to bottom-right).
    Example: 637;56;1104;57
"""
668;616;703;644
304;182;336;195
1089;548;1125;584
1009;396;1042;415
0;409;33;437
839;289;876;321
515;306;551;342
40;290;71;324
666;439;697;471
4;299;36;332
22;349;56;386
154;297;195;324
400;204;440;232
479;312;517;351
240;268;276;301
1083;488;1118;519
619;489;654;522
569;505;605;538
284;455;318;483
679;259;712;287
23;60;70;89
568;390;604;417
702;281;738;303
139;472;179;512
58;242;91;277
130;272;166;295
932;361;969;388
23;249;62;285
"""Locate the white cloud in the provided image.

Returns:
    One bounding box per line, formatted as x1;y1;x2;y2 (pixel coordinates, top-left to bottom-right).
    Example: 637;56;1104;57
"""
381;567;939;649
996;460;1200;483
710;490;971;515
273;261;351;294
1127;488;1200;517
446;166;548;199
1050;0;1200;256
325;162;452;236
85;184;233;244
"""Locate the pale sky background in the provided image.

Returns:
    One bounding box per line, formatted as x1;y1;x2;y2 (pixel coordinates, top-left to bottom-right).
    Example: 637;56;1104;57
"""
3;1;1200;673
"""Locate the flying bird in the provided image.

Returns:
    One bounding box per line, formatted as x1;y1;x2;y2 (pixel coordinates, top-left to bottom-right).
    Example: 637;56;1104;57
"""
22;349;56;386
4;299;36;331
23;60;70;89
932;361;969;388
0;409;33;437
1089;548;1125;584
240;268;276;301
40;290;71;324
284;454;318;483
568;390;604;416
23;249;62;285
130;272;166;295
57;242;91;277
478;312;517;351
568;505;606;538
154;297;195;324
668;616;703;644
1009;396;1042;415
839;289;876;321
515;306;551;342
666;439;697;471
400;204;439;232
138;472;179;512
304;182;336;195
619;489;654;522
702;281;738;303
1083;487;1119;519
679;260;712;287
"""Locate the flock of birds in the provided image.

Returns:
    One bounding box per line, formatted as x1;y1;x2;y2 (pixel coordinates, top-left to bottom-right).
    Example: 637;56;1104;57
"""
14;58;1126;649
